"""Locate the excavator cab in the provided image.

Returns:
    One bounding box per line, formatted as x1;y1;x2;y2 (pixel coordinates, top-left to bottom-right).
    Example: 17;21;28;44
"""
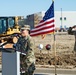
0;16;21;35
0;17;8;34
0;16;23;44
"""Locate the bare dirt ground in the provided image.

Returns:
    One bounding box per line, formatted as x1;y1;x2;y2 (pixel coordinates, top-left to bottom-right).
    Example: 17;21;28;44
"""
33;34;76;69
0;33;76;69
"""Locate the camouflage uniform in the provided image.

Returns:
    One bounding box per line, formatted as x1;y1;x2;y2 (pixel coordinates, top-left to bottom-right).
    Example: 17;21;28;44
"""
16;35;35;75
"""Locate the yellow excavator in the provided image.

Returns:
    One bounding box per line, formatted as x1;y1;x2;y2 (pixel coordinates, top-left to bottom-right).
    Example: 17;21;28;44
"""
0;16;22;44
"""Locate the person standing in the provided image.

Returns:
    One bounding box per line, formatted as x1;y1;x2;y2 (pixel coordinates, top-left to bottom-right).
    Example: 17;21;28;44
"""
16;25;35;75
68;25;76;52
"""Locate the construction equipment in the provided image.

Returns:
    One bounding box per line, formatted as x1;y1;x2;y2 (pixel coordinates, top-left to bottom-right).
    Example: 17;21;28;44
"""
0;16;22;44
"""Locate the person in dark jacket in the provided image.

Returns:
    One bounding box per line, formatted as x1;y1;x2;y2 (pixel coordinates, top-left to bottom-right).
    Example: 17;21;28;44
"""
68;25;76;52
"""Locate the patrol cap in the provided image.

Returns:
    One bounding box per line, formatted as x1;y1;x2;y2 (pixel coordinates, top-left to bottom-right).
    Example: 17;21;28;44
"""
21;25;30;30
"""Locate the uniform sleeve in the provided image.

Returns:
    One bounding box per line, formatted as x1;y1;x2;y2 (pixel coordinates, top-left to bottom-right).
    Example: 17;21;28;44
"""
16;38;21;51
68;27;76;35
29;38;35;51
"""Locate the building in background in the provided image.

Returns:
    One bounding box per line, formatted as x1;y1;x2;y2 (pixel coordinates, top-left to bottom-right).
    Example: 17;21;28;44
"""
18;12;45;29
18;11;76;31
26;12;45;29
55;11;76;28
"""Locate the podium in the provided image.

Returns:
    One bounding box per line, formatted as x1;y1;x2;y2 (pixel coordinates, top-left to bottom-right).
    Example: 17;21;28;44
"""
2;51;26;75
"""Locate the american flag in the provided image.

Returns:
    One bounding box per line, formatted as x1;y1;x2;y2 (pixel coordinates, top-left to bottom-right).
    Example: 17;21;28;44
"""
30;2;55;36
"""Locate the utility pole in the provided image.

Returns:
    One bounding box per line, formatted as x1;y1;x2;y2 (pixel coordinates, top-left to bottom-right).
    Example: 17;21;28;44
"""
61;8;63;28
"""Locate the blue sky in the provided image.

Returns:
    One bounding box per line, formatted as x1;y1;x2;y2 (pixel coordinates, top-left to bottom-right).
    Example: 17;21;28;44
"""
0;0;76;17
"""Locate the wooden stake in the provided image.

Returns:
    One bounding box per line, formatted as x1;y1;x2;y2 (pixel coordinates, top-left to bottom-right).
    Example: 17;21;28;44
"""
54;34;57;75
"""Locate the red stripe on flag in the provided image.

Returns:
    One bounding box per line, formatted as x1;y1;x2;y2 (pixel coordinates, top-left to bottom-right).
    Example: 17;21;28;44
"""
31;24;54;33
35;19;54;28
39;20;44;23
30;29;54;36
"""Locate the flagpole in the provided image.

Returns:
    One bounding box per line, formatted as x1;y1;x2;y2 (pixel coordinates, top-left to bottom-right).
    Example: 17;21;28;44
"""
52;0;57;75
54;34;57;75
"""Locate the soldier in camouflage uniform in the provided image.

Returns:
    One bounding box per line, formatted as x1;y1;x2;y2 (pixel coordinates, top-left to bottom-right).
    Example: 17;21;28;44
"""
16;25;35;75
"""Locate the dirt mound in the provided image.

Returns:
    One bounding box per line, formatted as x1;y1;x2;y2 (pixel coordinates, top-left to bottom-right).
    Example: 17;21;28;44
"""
35;52;76;68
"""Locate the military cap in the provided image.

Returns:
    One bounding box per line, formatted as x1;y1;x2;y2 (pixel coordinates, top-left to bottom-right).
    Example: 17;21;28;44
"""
21;25;30;30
